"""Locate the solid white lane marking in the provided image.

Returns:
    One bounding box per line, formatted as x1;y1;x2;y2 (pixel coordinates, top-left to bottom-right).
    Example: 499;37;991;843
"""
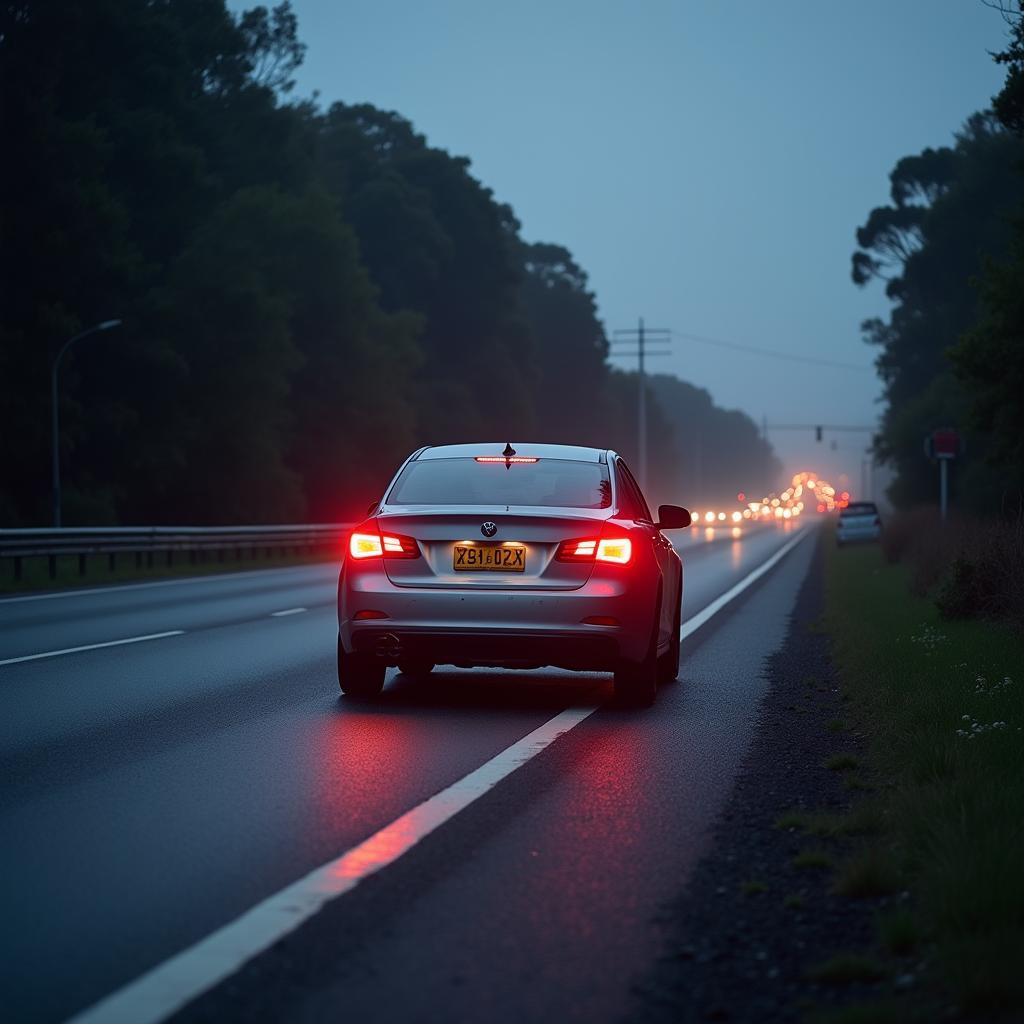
67;526;812;1024
67;706;598;1024
680;527;809;640
270;607;306;617
0;631;185;667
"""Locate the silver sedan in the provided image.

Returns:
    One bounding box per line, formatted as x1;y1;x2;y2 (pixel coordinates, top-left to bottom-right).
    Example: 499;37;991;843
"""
337;442;691;705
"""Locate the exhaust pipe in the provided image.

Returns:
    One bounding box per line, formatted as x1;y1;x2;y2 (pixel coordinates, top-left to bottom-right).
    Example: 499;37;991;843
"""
374;632;403;659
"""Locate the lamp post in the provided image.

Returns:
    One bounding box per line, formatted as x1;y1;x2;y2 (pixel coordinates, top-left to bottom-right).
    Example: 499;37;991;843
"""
51;319;122;527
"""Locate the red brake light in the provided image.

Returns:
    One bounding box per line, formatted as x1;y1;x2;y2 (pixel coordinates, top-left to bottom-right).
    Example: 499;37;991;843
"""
556;534;632;565
348;521;418;560
474;456;539;464
558;538;599;561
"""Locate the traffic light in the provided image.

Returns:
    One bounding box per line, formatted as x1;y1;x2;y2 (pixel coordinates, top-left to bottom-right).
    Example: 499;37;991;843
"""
815;426;822;442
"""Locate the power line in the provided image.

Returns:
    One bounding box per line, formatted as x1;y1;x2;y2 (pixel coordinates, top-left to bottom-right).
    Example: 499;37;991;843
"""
669;331;873;373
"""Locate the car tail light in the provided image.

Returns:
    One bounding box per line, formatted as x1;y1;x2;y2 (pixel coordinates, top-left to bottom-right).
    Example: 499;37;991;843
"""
558;538;599;561
474;456;539;464
348;521;418;560
557;535;633;566
596;537;632;564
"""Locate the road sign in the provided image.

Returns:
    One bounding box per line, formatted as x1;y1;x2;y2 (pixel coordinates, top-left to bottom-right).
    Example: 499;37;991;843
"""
925;427;961;460
924;427;962;520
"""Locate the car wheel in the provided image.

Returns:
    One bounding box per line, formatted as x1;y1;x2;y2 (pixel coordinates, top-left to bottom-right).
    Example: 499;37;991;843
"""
398;659;434;678
337;635;385;697
614;592;660;707
658;586;681;684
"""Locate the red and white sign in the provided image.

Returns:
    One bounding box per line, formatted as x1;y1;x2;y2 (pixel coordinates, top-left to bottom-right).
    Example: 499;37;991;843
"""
926;428;961;460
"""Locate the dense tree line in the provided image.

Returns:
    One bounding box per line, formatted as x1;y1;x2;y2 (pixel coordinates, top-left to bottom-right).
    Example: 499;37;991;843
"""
853;4;1024;512
0;1;776;525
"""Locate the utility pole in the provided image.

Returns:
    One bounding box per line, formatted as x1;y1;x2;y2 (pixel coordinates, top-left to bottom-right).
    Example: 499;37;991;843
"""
611;318;671;493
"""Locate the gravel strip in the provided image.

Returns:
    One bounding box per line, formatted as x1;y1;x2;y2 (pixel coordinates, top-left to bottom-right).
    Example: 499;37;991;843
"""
629;538;891;1023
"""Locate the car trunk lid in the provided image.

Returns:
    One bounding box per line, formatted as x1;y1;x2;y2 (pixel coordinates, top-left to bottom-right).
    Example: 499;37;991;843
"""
378;509;609;590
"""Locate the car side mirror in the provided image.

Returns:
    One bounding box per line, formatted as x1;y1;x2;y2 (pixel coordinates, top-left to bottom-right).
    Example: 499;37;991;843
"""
656;504;691;530
366;500;379;515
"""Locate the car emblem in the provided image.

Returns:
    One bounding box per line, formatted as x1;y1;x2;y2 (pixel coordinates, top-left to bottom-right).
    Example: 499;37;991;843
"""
481;521;498;538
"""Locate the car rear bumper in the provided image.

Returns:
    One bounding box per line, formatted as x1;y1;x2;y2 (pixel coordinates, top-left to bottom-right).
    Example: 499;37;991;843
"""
349;627;619;670
836;526;881;543
338;564;654;668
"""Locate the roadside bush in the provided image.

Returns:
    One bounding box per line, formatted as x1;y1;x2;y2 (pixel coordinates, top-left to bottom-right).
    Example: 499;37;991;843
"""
880;506;935;565
934;520;1024;624
879;508;1024;627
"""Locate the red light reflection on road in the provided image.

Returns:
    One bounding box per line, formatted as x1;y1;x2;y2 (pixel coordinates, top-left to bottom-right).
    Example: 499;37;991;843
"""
332;817;419;880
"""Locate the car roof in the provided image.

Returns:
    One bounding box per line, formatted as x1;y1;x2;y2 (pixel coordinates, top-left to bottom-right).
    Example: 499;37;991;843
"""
415;442;607;463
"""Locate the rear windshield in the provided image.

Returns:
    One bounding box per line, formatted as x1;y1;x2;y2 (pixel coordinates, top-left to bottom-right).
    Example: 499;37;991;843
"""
388;458;612;508
840;502;878;516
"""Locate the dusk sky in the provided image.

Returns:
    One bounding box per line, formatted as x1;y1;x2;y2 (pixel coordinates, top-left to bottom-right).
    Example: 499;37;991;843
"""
251;1;1012;492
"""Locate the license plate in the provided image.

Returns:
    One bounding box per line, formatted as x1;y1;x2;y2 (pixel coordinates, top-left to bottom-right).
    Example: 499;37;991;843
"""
453;543;526;572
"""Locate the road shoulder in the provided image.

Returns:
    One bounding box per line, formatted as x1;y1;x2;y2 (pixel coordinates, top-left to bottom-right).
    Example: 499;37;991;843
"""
631;534;885;1023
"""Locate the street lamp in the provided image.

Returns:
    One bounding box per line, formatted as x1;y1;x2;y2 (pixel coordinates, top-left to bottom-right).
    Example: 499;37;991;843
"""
51;318;122;527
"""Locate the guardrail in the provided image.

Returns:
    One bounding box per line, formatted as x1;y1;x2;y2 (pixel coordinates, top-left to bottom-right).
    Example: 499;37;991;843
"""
0;524;354;582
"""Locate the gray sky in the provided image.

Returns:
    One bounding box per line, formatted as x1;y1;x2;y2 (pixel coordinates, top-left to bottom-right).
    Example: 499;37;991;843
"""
260;0;1011;493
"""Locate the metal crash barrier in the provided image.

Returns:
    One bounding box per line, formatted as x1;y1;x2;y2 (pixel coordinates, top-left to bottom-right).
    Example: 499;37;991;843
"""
0;524;354;582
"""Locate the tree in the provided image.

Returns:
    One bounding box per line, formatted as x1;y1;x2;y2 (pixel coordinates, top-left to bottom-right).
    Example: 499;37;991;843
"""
948;3;1024;503
517;242;614;445
851;113;1024;510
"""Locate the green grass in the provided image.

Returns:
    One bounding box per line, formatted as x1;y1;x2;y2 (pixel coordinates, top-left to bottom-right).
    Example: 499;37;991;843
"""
825;753;859;772
877;907;920;955
775;808;809;831
807;953;887;985
783;892;805;910
833;848;901;899
0;550;336;594
826;536;1024;1014
740;878;768;896
806;1000;907;1024
827;718;846;733
792;847;833;870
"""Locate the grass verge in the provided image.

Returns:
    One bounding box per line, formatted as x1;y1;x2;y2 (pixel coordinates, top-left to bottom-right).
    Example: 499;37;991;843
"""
825;537;1024;1017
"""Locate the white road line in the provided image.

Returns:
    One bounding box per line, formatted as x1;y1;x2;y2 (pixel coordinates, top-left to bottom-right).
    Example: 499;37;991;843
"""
270;607;306;617
680;527;809;640
0;630;185;667
67;526;812;1024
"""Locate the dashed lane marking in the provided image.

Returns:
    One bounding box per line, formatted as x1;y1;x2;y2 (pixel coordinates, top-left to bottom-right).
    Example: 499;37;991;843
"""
0;630;185;667
270;607;307;617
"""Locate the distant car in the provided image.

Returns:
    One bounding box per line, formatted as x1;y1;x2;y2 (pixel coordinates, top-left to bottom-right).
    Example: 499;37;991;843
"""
836;501;882;545
337;442;691;706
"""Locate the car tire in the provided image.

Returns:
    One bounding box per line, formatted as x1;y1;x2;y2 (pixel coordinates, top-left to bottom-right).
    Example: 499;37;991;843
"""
337;636;385;697
614;591;660;708
658;586;682;684
398;659;434;678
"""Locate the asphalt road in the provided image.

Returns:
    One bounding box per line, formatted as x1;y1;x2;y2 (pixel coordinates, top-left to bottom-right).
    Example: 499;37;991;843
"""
0;519;816;1023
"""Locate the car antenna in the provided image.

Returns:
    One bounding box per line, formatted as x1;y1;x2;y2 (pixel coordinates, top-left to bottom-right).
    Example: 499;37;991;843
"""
503;441;515;470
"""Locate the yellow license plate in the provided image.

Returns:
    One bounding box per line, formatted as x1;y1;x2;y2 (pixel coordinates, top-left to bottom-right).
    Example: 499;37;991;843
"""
453;543;526;572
